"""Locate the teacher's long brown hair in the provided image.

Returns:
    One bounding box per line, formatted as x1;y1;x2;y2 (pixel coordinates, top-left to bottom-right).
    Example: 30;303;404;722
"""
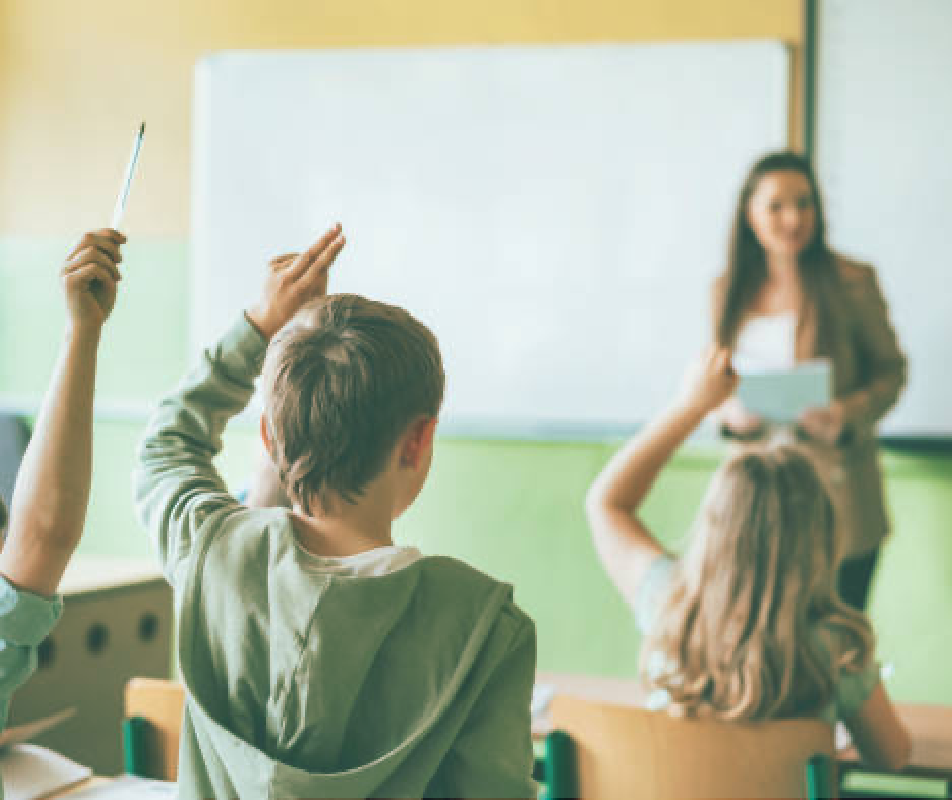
715;151;843;356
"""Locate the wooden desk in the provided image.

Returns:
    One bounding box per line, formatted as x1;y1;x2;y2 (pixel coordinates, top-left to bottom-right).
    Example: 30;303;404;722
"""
840;704;952;795
536;672;952;792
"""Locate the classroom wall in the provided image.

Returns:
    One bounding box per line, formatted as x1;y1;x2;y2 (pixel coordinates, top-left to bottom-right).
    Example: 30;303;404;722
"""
0;0;804;236
2;0;951;705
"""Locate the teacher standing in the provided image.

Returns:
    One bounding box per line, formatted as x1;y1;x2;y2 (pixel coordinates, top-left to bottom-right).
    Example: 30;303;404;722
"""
713;151;906;612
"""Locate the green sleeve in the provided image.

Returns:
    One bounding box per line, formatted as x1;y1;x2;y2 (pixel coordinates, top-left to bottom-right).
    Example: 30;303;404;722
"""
0;576;63;732
134;314;268;583
428;616;538;799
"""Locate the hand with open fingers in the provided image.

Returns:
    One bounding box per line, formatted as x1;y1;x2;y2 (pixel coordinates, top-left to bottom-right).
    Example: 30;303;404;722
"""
679;346;739;413
62;229;126;333
246;223;346;340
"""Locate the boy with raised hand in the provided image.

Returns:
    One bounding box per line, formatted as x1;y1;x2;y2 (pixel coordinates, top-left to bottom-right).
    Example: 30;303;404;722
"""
0;230;125;749
135;224;537;799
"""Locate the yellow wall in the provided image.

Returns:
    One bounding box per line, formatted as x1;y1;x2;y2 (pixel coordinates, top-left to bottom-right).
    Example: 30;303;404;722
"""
0;0;802;236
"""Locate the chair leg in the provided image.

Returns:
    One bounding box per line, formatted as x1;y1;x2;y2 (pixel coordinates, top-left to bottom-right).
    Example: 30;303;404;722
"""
543;730;579;800
806;754;837;800
122;716;149;777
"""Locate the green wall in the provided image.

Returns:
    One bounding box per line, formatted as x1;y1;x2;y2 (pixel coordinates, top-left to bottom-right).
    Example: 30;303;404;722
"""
2;236;951;705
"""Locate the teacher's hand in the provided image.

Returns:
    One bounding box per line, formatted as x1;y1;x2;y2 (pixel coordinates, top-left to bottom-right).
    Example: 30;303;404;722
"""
798;401;845;445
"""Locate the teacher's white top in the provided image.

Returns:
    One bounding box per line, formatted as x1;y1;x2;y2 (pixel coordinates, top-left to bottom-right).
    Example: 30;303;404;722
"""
734;312;797;371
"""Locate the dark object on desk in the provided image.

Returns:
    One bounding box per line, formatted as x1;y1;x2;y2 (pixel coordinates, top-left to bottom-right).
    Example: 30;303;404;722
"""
0;413;31;528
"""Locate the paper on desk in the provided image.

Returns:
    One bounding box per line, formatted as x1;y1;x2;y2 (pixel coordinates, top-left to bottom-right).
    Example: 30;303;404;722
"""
61;775;176;798
0;743;92;800
0;708;76;749
735;358;832;424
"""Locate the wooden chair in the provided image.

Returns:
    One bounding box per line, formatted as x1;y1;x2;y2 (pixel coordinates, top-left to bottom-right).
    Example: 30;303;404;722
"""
545;693;837;799
123;677;185;781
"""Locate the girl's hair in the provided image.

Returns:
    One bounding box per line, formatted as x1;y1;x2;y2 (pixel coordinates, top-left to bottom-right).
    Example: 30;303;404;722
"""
642;444;874;721
714;150;843;355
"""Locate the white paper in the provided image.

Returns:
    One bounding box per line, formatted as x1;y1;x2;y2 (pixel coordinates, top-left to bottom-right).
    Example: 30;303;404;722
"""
0;743;92;800
64;775;177;798
736;359;832;424
0;708;76;749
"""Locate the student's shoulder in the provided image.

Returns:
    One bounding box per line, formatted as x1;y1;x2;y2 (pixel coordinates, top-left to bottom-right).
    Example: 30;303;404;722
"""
413;554;511;594
204;502;290;536
199;504;296;569
413;556;533;628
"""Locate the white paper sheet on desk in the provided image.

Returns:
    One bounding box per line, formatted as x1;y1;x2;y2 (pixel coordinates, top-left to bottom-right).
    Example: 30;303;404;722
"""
63;775;176;797
0;743;92;800
735;358;832;424
0;708;76;749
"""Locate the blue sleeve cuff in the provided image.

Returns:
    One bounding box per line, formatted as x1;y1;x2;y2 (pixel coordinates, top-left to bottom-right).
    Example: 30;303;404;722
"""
0;575;63;646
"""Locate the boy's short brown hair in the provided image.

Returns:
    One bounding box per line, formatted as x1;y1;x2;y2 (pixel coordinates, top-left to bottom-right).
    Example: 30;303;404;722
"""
0;495;7;531
261;293;444;512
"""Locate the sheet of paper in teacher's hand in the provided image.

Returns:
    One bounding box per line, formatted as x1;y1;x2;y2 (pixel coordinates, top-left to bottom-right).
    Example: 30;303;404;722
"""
735;358;832;424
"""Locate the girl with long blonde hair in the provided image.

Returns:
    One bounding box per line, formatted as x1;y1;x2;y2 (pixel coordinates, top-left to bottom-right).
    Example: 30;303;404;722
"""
585;348;909;770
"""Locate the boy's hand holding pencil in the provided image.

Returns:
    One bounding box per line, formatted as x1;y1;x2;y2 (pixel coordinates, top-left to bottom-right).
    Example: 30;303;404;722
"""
246;223;346;341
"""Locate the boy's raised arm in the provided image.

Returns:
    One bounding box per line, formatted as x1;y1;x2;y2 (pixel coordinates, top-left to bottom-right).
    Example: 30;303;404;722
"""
0;230;125;597
134;225;345;578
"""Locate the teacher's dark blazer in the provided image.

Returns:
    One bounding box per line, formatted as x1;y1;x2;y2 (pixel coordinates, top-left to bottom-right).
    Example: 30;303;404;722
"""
715;256;907;557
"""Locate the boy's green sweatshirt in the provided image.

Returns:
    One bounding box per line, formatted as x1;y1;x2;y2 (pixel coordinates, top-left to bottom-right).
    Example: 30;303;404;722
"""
134;315;537;800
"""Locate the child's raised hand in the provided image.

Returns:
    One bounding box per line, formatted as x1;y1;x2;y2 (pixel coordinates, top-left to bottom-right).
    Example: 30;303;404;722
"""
678;345;739;413
63;229;126;334
247;223;346;340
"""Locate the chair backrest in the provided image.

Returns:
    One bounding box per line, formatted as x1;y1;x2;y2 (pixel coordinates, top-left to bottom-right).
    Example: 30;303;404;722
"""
124;678;185;781
550;693;836;799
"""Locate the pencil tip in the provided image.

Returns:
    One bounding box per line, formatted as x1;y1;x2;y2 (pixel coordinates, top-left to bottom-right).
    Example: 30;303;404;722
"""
139;121;146;134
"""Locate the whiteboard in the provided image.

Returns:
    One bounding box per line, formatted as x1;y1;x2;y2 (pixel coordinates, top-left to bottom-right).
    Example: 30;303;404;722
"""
193;43;789;436
817;0;952;437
